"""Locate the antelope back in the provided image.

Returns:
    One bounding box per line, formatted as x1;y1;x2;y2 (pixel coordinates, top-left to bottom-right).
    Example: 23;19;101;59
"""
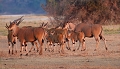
19;27;35;42
75;23;102;37
33;27;46;41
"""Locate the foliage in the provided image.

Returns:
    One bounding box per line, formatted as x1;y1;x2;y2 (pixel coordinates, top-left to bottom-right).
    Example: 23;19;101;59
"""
43;0;120;25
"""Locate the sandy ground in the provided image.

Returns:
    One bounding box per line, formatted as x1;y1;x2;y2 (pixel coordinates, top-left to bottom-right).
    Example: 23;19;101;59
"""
0;34;120;69
0;15;120;69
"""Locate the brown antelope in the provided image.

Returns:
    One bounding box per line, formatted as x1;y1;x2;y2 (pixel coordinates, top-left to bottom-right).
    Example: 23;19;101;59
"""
5;16;24;54
63;21;76;31
5;24;17;54
21;26;39;52
62;22;78;51
48;28;69;48
46;29;66;54
63;22;108;51
74;23;108;51
8;19;46;56
67;30;78;51
21;22;48;52
6;17;39;55
65;30;85;51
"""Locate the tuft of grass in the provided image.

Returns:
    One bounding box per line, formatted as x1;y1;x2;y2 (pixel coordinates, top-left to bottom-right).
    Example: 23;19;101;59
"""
104;29;120;34
103;25;120;35
0;27;8;36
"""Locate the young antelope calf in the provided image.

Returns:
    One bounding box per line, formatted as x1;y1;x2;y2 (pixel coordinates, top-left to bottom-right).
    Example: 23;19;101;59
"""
46;28;66;54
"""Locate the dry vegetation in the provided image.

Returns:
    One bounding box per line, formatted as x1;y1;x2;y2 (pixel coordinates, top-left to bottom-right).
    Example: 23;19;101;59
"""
44;0;120;25
0;15;120;36
0;15;120;69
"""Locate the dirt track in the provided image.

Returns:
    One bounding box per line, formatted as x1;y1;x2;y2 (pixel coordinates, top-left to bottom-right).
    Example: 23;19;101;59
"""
0;34;120;69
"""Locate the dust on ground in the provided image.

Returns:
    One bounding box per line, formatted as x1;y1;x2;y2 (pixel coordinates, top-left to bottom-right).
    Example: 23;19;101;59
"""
0;34;120;69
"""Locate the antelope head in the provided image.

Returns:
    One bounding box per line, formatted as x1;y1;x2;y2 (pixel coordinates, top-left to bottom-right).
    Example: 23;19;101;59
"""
8;16;24;30
62;21;70;29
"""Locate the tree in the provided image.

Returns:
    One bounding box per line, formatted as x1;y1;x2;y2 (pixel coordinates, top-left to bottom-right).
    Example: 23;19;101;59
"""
43;0;120;25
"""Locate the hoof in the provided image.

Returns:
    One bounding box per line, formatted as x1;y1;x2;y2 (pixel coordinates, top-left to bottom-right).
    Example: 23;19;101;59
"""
48;50;51;52
81;49;86;51
39;52;42;55
94;49;97;51
39;53;42;55
106;47;108;50
34;48;35;51
73;49;76;51
12;52;14;55
58;51;60;53
66;47;68;50
9;50;10;54
45;48;47;51
51;50;54;52
15;50;17;53
29;51;31;52
20;54;22;56
25;53;28;56
61;50;65;54
37;50;39;52
66;47;69;50
68;48;71;50
77;48;80;50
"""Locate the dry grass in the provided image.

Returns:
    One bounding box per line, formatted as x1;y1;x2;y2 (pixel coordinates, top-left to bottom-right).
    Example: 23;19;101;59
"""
0;15;120;36
0;15;50;36
103;25;120;34
0;15;120;69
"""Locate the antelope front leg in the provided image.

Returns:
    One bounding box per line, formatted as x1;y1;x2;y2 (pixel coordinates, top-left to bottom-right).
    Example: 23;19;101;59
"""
61;44;66;54
77;42;80;50
29;46;34;52
34;41;39;52
102;36;108;50
8;43;11;54
15;43;17;53
66;40;71;50
20;43;25;56
94;38;99;51
25;46;29;56
11;43;14;54
72;40;76;51
15;37;17;53
81;40;86;51
39;40;43;55
39;46;43;55
20;46;24;56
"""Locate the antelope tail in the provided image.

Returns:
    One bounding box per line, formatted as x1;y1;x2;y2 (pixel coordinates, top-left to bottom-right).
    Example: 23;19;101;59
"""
99;26;103;40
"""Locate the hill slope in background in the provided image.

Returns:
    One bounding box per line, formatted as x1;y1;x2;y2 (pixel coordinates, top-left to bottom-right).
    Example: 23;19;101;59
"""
0;0;46;14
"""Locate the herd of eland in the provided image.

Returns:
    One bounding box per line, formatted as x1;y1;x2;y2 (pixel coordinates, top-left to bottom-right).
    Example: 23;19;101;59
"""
5;16;108;56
